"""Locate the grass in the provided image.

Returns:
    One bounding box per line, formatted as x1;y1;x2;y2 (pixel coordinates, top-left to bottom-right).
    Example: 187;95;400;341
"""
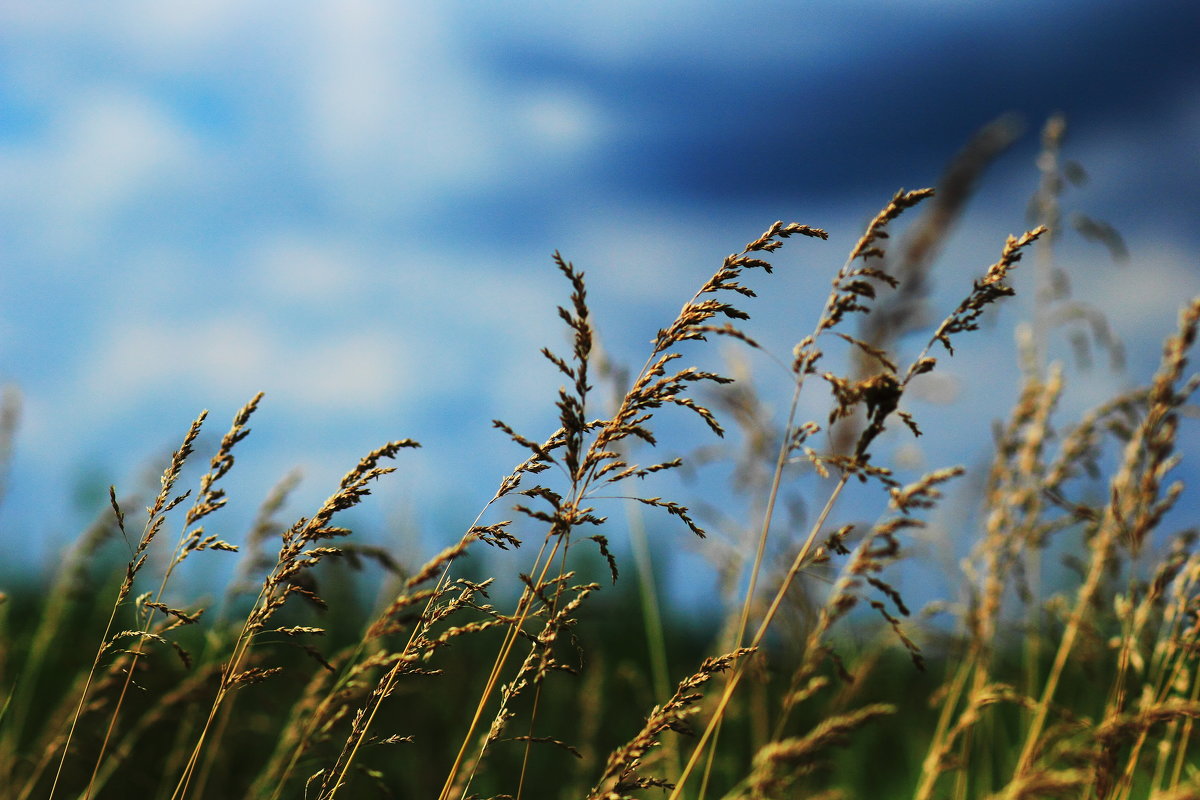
2;113;1199;799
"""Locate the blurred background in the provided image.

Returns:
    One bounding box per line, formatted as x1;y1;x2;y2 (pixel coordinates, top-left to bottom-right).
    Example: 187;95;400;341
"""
0;1;1197;607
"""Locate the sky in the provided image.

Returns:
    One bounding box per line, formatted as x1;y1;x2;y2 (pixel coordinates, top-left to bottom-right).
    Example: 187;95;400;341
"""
1;1;1198;612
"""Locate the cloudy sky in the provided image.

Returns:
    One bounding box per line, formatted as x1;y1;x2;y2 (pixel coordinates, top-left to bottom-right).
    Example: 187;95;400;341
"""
1;1;1197;606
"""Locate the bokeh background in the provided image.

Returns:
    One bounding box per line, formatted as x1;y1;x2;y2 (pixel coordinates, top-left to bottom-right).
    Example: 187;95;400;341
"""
1;1;1197;605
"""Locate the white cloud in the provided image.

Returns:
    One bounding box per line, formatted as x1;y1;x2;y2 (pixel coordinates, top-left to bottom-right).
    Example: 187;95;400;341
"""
517;86;606;154
378;250;565;415
0;87;199;258
559;203;755;303
300;1;504;199
1;1;615;233
56;90;193;209
77;315;413;416
1078;242;1200;355
114;1;262;63
0;1;280;71
47;238;571;449
250;235;367;304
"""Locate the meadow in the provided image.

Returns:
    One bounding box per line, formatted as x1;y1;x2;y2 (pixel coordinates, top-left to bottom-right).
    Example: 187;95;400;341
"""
1;115;1198;799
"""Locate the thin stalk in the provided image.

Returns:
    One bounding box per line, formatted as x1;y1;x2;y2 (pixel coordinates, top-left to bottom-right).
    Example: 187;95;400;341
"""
913;655;974;800
694;216;868;798
511;528;576;800
169;578;271;800
436;531;564;800
46;599;125;800
626;501;673;729
670;473;851;800
315;515;499;798
1013;517;1116;780
1169;659;1200;788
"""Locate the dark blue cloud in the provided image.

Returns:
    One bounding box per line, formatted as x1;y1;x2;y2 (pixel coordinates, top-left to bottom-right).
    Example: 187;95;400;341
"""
461;0;1197;205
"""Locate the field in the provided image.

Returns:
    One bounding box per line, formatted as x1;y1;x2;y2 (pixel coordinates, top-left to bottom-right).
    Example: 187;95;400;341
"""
2;116;1198;800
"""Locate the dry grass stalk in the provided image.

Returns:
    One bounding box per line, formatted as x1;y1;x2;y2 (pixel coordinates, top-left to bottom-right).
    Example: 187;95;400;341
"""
686;189;928;798
0;387;20;508
834;116;1022;455
669;187;1043;798
914;366;1064;800
0;489;130;792
742;702;896;799
1030;114;1126;373
169;435;419;800
586;647;755;800
2;133;1195;799
422;229;827;800
47;410;206;800
83;394;262;798
1009;297;1200;789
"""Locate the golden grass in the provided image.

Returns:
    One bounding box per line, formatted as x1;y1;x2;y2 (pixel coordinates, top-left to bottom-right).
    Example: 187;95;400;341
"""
2;114;1199;799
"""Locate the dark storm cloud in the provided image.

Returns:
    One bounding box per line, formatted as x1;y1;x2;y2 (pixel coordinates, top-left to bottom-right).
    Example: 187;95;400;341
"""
462;0;1197;204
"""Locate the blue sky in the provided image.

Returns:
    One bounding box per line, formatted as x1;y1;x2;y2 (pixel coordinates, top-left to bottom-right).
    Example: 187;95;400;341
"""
1;1;1198;609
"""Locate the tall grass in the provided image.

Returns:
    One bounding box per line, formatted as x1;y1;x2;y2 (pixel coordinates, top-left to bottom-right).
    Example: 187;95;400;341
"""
2;115;1198;799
